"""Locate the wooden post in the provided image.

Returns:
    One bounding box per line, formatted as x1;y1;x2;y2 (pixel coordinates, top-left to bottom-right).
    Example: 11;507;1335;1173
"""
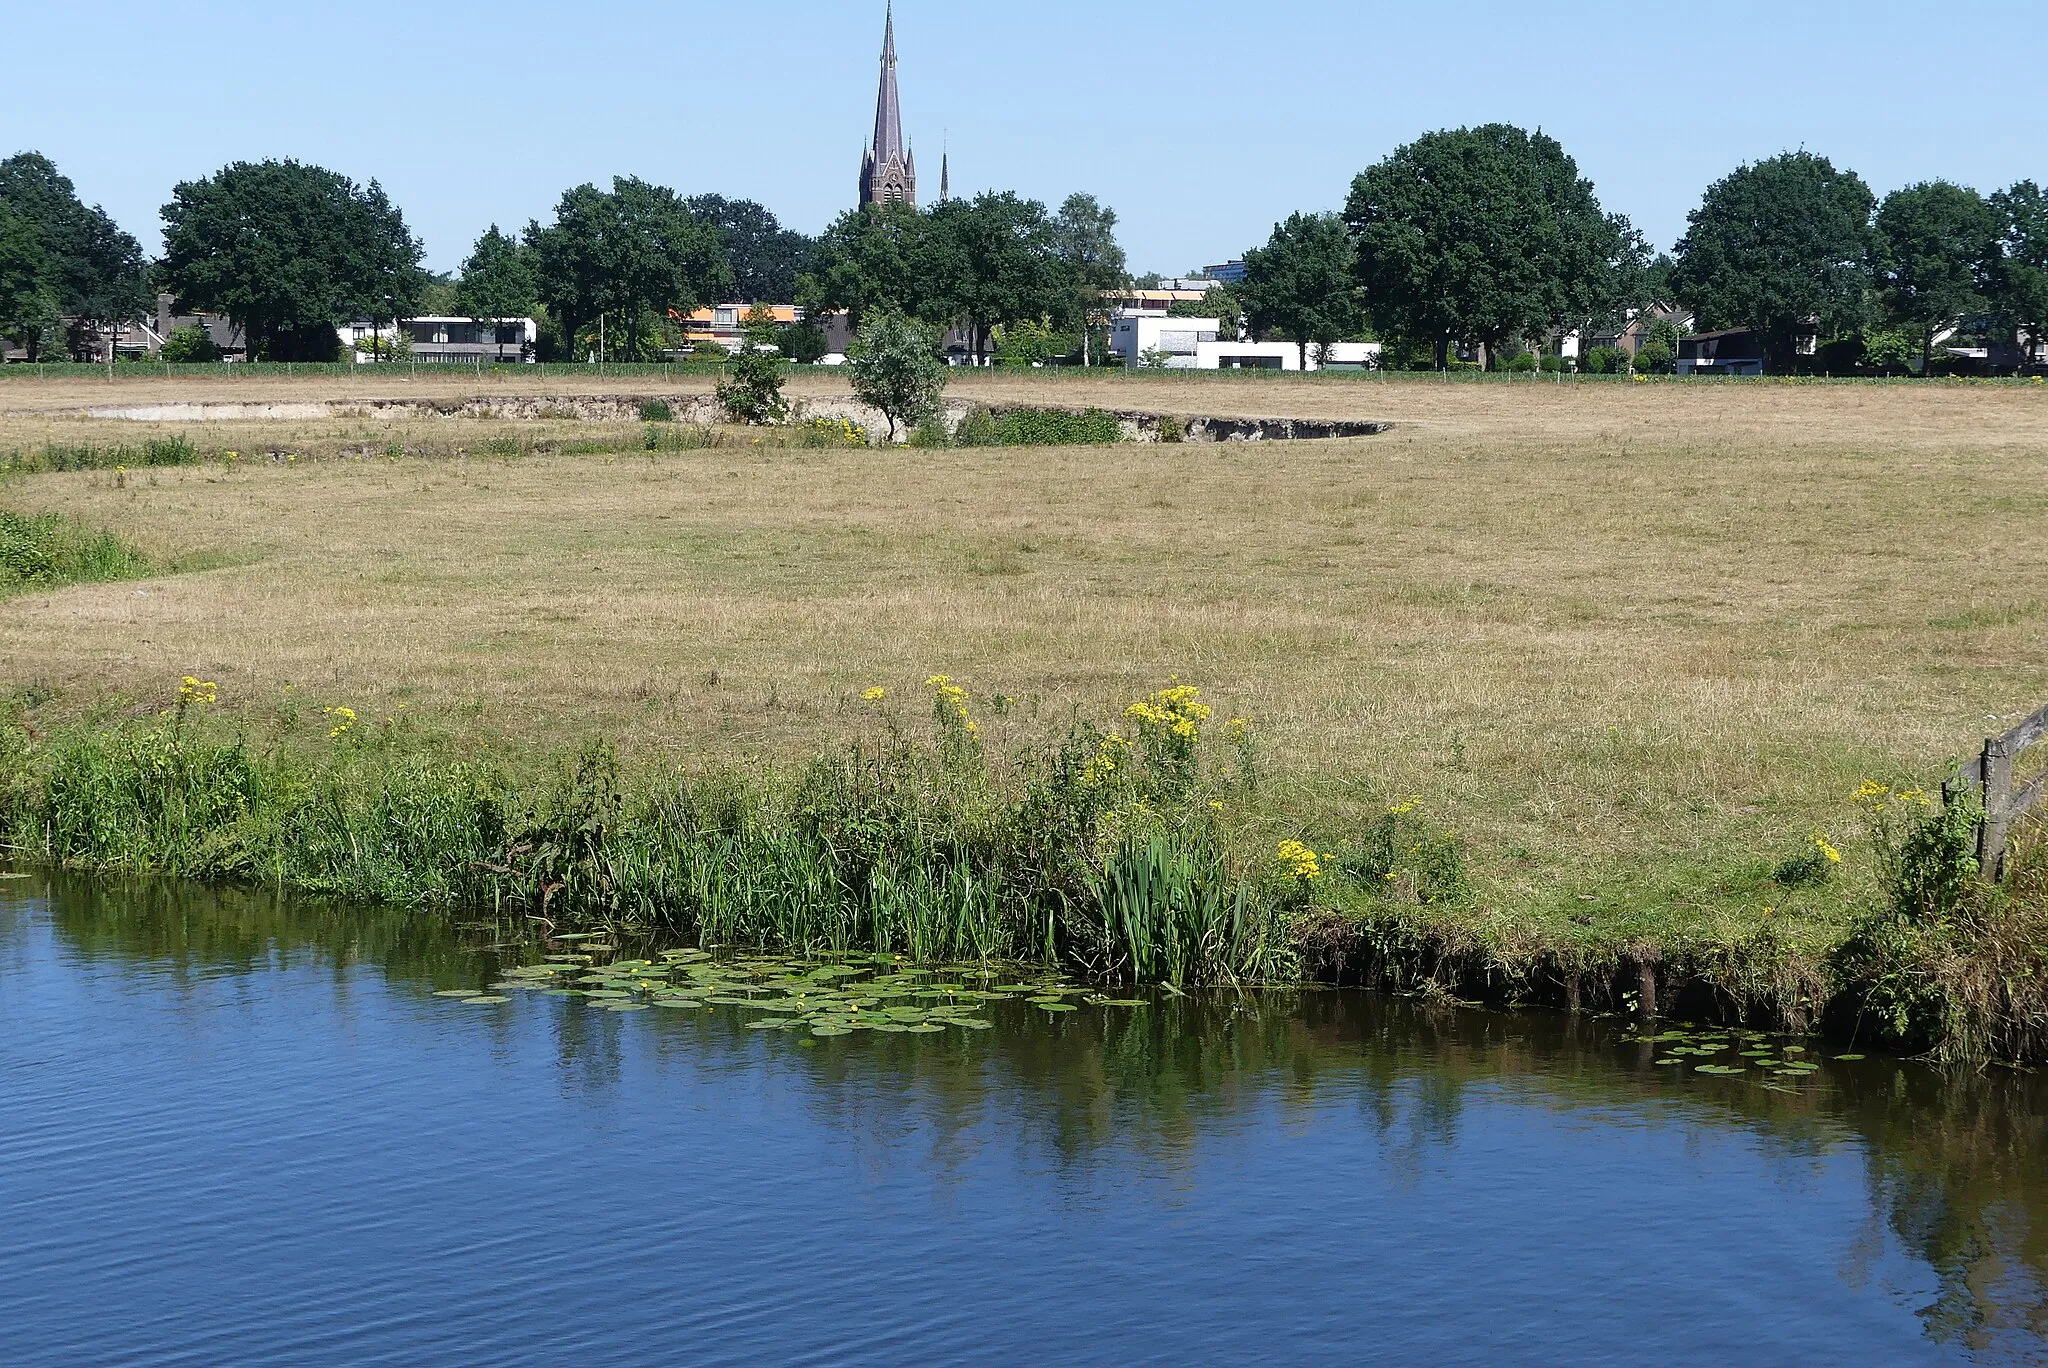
1636;960;1658;1018
1981;734;2015;879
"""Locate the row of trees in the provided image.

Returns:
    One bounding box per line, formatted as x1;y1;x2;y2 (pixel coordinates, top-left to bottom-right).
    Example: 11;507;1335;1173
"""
1221;128;2046;374
0;152;834;364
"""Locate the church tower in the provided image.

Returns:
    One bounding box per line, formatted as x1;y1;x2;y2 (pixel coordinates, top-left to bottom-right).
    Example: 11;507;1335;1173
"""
859;5;916;208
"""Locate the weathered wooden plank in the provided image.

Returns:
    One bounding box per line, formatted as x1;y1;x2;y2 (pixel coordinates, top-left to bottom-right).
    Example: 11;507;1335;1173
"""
2011;769;2048;822
2001;700;2048;756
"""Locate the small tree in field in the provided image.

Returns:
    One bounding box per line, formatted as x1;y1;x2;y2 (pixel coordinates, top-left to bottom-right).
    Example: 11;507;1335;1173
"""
717;306;790;424
849;312;945;441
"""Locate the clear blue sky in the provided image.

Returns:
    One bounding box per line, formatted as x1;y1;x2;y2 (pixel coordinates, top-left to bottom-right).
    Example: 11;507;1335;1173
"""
10;1;2044;278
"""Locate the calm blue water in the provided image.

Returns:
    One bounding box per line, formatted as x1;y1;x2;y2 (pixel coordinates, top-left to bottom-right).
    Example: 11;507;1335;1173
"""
3;877;2044;1366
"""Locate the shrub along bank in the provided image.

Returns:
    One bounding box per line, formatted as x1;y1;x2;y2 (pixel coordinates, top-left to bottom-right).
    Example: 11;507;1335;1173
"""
0;679;2039;1061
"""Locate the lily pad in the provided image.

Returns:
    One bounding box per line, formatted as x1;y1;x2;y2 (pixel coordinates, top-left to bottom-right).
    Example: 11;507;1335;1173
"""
462;995;510;1005
1833;1054;1866;1062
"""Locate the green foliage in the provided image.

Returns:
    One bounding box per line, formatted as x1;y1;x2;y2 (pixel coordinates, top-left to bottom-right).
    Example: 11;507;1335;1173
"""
1633;338;1675;374
848;312;946;440
637;399;673;423
994;408;1123;446
953;407;999;447
0;201;60;357
525;177;732;363
160;159;424;362
0;703;1290;987
158;325;220;363
1835;789;2048;1063
1502;350;1537;372
906;413;951;448
0;436;197;474
1239;211;1363;365
0;152;150;358
778;320;829;364
1583;345;1628;374
684;194;814;303
1991;181;2048;352
454;225;535;341
642;423;716;452
716;308;791;424
1876;181;2003;368
1346;124;1643;370
0;509;154;595
992;317;1075;367
1672;152;1876;371
1331;803;1468;907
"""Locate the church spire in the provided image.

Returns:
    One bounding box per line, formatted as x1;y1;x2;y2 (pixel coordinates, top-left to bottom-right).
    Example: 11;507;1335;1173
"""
858;4;916;207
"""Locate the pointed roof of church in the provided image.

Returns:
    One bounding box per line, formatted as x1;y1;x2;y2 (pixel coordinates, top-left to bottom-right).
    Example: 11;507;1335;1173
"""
871;4;905;164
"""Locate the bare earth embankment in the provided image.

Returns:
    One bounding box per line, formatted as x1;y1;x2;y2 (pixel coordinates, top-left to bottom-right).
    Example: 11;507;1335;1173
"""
3;368;2046;991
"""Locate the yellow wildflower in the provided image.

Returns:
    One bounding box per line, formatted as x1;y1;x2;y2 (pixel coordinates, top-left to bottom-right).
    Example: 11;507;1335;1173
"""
1082;731;1131;787
178;676;218;709
324;705;358;739
1275;839;1323;882
1811;832;1842;864
862;687;887;702
1388;795;1422;817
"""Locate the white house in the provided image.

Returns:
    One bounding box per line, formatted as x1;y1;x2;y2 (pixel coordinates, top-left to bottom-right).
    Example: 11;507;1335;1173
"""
1111;314;1221;367
336;317;538;364
1110;316;1380;371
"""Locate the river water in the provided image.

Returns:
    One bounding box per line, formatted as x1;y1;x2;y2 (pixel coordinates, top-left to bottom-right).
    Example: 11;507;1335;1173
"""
3;875;2044;1366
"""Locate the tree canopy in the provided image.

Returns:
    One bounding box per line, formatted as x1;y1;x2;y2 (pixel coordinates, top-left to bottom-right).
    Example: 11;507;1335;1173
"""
159;159;423;361
0;152;149;359
1345;124;1638;368
1875;181;2003;370
456;225;535;321
1671;152;1875;370
1050;193;1127;359
1991;181;2048;358
802;203;937;328
1238;211;1364;367
525;178;731;361
926;192;1068;362
685;195;813;304
0;202;59;358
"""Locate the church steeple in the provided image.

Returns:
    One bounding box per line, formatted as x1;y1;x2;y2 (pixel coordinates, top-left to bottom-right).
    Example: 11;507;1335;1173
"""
859;4;917;208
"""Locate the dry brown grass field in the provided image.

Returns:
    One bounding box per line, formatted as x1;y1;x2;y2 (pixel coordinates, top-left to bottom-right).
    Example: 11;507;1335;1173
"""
4;368;2047;951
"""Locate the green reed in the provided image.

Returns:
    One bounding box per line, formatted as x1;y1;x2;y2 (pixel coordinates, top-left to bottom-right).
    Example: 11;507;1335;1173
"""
0;708;1291;988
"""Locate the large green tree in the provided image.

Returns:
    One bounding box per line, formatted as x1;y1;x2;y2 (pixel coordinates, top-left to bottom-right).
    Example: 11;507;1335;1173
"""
455;225;536;361
0;152;149;360
685;194;813;303
159;159;424;361
803;202;941;331
1050;193;1127;363
527;178;730;360
1238;212;1364;368
0;202;59;357
1991;181;2048;365
924;191;1067;363
1345;125;1637;369
1671;152;1875;371
1874;181;2002;372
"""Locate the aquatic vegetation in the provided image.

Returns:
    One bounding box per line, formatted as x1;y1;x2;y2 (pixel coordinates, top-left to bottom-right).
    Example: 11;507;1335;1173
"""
0;677;1296;987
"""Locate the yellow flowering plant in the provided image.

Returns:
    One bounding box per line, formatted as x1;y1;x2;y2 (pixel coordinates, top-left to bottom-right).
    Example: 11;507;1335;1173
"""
324;705;358;740
1125;681;1211;798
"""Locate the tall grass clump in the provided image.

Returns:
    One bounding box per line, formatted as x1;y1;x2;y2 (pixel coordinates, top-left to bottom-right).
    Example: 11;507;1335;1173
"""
0;677;1297;987
1834;783;2048;1062
1;436;199;474
0;509;155;595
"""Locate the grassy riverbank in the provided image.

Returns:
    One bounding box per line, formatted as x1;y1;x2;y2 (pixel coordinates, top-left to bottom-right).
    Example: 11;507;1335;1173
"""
1;371;2045;1055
